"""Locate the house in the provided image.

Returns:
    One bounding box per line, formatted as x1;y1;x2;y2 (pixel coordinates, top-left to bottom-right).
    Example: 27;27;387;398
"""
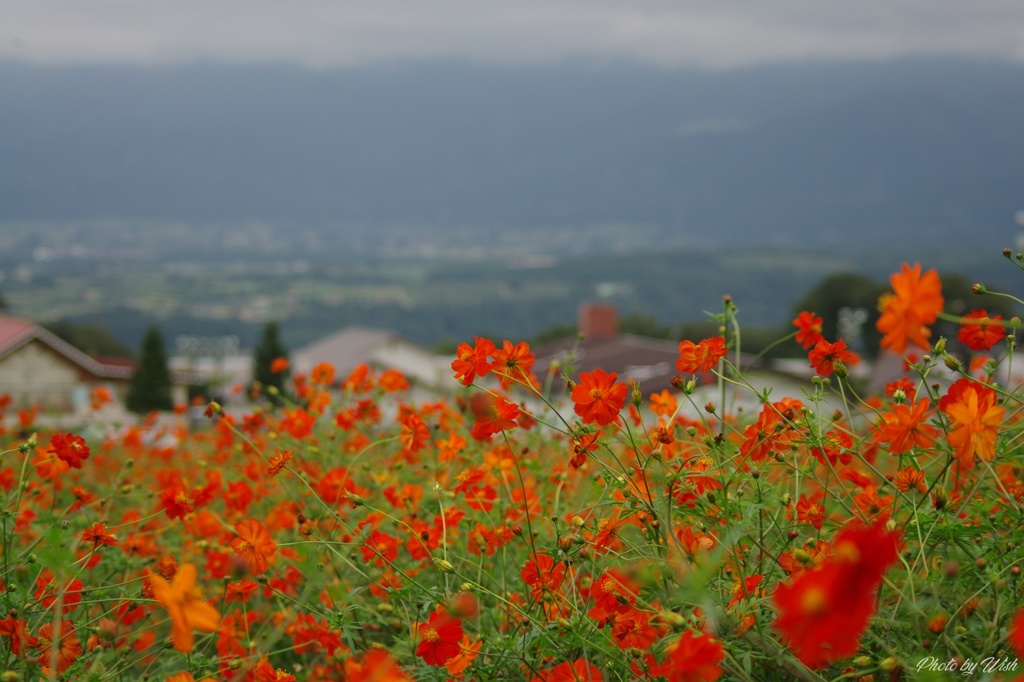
0;314;135;413
534;304;849;419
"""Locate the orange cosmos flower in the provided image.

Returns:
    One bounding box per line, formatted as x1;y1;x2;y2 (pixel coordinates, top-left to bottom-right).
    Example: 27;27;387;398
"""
773;519;900;669
530;659;603;682
445;635;482;676
148;563;220;653
266;448;293;476
378;368;410;392
571;369;628;426
255;657;297;681
451;336;495;386
343;649;412;681
35;571;83;614
793;311;825;350
676;336;727;374
939;377;1005;467
642;629;725;682
48;432;90;469
569;430;600;469
1009;608;1024;658
309;361;336;386
521;553;567;599
0;616;37;657
468;392;521;440
416;610;464;666
90;385;113;410
894;466;927;493
269;356;290;374
648;389;678;418
159;485;195;520
957;309;1005;351
231;518;277;575
399;412;430;455
876;262;944;353
795;493;825;530
81;522;118;549
807;338;859;377
491;339;536;389
36;621;82;676
874;398;938;454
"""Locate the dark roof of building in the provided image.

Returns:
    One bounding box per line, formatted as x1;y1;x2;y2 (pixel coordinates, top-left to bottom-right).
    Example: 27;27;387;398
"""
0;314;135;380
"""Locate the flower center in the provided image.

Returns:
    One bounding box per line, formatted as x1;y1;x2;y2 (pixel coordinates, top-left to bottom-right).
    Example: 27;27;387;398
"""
801;586;828;614
423;627;440;643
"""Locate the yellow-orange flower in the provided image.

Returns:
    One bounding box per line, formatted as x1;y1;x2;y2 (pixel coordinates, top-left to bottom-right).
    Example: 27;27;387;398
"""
876;263;944;353
148;563;220;653
231;518;277;575
939;378;1004;467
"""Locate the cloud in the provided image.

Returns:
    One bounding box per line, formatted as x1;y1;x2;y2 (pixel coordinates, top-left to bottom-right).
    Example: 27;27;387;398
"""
2;1;1023;68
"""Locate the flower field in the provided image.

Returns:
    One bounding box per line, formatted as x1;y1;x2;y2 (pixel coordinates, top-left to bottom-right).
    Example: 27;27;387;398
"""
2;259;1024;681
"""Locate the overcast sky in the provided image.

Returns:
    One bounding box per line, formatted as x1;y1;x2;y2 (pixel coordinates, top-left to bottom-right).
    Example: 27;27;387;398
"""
3;1;1024;69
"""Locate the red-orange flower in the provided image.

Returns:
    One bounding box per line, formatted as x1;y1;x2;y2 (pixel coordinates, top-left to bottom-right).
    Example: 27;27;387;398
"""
267;448;293;476
957;309;1005;351
81;522;118;549
255;657;297;682
35;570;83;614
48;432;90;469
0;616;38;657
795;493;825;530
875;398;938;454
399;412;430;455
807;338;859;377
159;485;195;520
452;336;495;386
773;520;901;669
309;361;336;386
521;553;566;599
876;262;944;353
648;389;678;418
36;620;82;675
571;369;627;426
1009;608;1024;658
148;563;221;653
676;336;727;374
269;356;290;373
343;649;412;681
939;377;1005;467
569;430;600;470
468;392;521;440
416;611;464;666
793;311;825;350
445;635;481;676
530;659;603;682
642;629;725;681
231;519;277;575
492;339;536;389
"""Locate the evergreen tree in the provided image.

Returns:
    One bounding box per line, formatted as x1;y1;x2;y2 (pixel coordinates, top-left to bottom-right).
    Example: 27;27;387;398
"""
252;321;290;402
126;325;174;413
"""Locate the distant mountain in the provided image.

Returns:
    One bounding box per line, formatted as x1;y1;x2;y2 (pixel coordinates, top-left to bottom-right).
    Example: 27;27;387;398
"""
1;58;1022;251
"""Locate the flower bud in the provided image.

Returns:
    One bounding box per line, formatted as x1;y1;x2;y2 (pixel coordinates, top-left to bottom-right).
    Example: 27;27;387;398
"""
880;657;900;672
434;558;455;574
